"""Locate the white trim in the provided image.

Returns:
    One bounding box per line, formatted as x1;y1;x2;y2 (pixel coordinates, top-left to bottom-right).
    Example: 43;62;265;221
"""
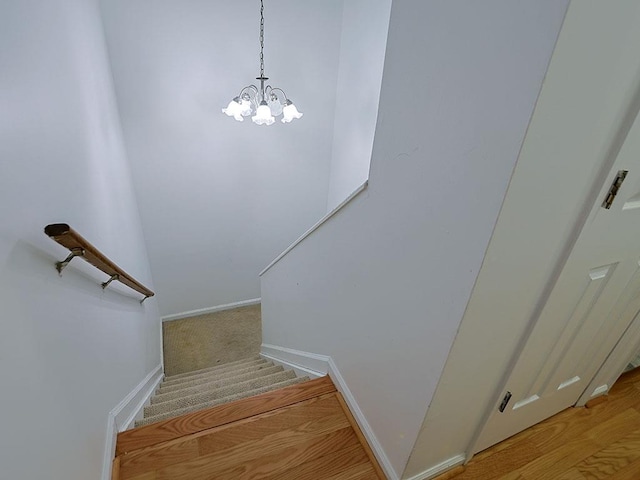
591;384;609;398
161;298;261;322
327;357;399;480
101;364;164;480
258;343;397;479
259;181;368;277
260;344;329;378
403;455;467;480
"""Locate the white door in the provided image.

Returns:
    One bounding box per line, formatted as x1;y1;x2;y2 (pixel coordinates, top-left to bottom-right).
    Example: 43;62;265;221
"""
474;4;640;453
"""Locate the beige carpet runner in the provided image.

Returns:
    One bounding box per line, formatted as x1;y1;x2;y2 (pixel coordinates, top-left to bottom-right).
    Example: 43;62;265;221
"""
135;356;309;427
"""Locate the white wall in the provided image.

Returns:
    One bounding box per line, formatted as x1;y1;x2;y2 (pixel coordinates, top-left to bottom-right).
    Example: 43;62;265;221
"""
260;1;567;478
326;0;391;211
0;1;161;478
99;0;345;317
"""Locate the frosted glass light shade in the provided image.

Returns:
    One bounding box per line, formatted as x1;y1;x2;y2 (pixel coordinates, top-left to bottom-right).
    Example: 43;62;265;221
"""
252;101;275;125
282;101;303;123
268;96;284;117
239;99;252;116
222;98;244;121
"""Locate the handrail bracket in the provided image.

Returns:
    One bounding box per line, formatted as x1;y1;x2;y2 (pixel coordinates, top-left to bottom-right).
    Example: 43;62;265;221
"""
56;247;85;275
101;274;120;290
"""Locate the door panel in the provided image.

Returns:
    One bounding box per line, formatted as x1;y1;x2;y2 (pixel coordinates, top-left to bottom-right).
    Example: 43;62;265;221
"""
474;1;640;452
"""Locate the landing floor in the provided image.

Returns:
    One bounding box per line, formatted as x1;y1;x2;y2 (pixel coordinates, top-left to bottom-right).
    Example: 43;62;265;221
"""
114;376;384;480
437;367;640;480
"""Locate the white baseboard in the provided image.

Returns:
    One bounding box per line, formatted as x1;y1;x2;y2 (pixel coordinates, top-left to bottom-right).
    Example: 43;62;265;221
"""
162;298;261;322
101;364;164;480
326;357;399;480
259;344;398;480
403;455;466;480
260;343;329;378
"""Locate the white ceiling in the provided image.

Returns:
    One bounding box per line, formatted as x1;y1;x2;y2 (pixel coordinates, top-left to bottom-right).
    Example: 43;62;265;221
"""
99;0;347;315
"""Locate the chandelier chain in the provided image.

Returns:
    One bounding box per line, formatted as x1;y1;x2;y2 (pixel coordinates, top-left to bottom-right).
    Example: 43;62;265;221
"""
259;0;265;78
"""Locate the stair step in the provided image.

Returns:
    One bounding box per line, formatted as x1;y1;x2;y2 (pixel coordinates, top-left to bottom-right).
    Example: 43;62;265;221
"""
163;356;263;382
145;370;297;418
136;376;309;427
161;358;268;387
151;365;285;404
157;362;276;394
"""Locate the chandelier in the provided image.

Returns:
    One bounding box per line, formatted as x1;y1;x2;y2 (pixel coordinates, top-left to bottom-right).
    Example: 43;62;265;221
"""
222;0;303;125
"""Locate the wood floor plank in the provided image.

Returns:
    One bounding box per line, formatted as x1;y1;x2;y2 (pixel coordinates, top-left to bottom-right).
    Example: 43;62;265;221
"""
120;438;199;478
121;393;341;477
154;426;356;480
116;375;336;455
604;455;640;480
452;439;542;480
260;442;370;480
553;468;587;480
197;393;345;456
573;429;640;479
128;473;156;480
325;462;379;480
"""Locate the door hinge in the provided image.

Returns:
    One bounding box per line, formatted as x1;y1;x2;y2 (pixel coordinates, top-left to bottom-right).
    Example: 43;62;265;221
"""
499;391;512;413
602;170;628;209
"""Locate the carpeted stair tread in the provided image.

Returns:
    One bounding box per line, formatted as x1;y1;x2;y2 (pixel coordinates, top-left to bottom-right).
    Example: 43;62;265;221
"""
145;370;297;417
136;376;309;427
163;356;263;381
161;358;269;387
151;365;285;404
157;362;276;394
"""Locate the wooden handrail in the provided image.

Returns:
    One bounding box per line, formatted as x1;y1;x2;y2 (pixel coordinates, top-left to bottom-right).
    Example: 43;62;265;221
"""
44;223;154;302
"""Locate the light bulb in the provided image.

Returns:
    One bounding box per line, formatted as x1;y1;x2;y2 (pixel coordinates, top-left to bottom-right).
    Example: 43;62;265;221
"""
240;98;252;117
252;101;275;125
222;97;244;121
282;100;303;123
268;95;284;117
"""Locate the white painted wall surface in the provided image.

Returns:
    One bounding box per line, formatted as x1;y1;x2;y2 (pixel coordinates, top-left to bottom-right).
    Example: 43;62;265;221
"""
326;0;391;212
0;1;161;479
260;1;567;478
99;0;344;317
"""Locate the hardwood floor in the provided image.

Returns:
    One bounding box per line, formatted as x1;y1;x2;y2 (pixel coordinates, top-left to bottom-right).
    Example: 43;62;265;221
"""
115;376;384;480
435;367;640;480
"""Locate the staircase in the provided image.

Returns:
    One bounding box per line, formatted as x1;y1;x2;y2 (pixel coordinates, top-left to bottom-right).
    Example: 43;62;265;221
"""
136;355;309;427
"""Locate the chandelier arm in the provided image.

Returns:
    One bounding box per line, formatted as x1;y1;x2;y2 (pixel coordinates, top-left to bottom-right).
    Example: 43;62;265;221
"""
268;87;289;102
239;85;259;97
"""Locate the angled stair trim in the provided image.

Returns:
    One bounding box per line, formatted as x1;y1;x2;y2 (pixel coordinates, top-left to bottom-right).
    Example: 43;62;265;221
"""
102;364;163;480
259;343;398;480
259;181;368;276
